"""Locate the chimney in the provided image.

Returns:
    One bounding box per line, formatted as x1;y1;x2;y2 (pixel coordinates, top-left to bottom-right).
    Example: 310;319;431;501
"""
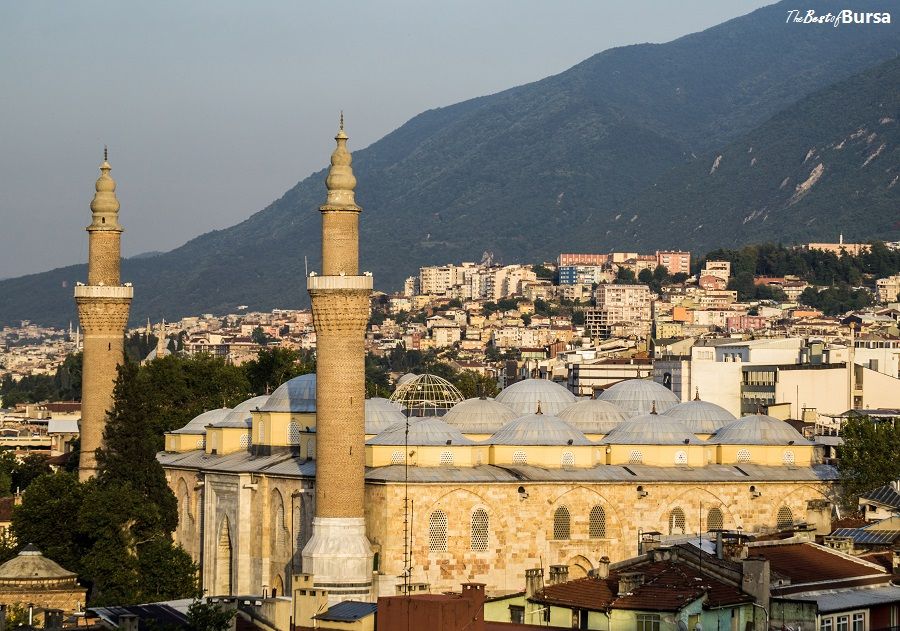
548;564;569;585
597;556;610;579
461;582;486;626
891;480;900;494
118;614;139;631
525;568;544;598
741;557;771;613
618;571;644;595
716;531;724;560
43;609;63;630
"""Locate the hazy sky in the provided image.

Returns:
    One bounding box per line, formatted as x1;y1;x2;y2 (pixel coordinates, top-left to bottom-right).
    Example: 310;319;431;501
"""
0;1;771;278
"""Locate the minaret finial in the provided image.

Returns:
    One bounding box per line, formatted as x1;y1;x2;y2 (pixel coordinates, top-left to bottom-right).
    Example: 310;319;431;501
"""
694;387;701;401
650;401;657;415
104;145;108;162
536;400;542;415
324;114;358;208
340;111;344;131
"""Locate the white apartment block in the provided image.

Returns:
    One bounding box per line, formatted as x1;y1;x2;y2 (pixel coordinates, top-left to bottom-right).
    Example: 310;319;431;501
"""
876;274;900;303
586;284;652;339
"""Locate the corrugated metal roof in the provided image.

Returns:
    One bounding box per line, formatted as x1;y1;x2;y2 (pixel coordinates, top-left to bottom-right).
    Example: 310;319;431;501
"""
313;601;377;622
830;528;900;545
789;585;900;613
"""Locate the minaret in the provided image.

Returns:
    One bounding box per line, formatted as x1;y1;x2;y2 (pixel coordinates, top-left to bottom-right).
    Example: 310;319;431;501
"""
75;149;133;481
302;117;374;602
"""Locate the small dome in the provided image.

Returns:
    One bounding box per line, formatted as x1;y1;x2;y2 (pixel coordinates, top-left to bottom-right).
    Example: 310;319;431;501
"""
495;379;577;416
367;417;474;446
558;399;626;434
365;398;407;434
709;415;811;446
597;380;678;417
443;397;518;434
390;374;464;417
171;408;230;435
487;413;592;446
396;373;418;386
212;395;269;428
662;400;736;434
0;545;76;582
602;414;703;445
261;373;316;412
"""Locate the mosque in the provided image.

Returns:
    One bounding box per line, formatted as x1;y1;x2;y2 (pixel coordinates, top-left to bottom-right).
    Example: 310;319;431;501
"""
154;121;839;602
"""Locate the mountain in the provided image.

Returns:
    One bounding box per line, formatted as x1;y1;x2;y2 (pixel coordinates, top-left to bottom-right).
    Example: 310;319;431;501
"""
1;0;898;327
616;56;900;250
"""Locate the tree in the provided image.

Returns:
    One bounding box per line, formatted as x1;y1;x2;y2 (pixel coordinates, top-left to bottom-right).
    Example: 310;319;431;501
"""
244;347;314;395
671;272;689;284
452;370;500;399
615;267;636;284
183;597;237;631
11;452;51;493
836;415;900;509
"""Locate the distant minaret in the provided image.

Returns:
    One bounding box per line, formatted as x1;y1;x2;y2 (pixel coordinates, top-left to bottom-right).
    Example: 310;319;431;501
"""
75;149;133;481
302;116;374;602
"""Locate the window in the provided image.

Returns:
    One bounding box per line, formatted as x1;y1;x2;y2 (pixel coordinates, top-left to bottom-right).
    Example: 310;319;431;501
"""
513;450;527;464
288;422;301;446
561;451;575;467
589;506;607;538
675;450;688;465
820;617;833;631
440;451;454;466
628;449;644;464
669;507;686;535
471;508;489;552
390;450;404;465
240;433;251;449
707;507;724;532
509;605;524;624
737;449;751;463
836;615;848;631
782;450;795;465
553;506;571;540
851;613;864;631
428;510;448;552
776;506;794;529
196;437;205;449
637;614;661;631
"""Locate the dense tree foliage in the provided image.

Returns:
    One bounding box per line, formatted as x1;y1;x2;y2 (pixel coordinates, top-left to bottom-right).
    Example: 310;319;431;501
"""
0;352;82;406
836;415;900;509
798;285;873;315
244;347;315;395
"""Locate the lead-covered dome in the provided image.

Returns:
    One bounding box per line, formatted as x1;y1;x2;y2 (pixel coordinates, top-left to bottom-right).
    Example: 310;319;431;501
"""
662;400;736;434
365;397;406;434
709;415;811;445
558;399;626;434
389;373;464;417
443;397;518;434
601;414;703;445
487;412;592;446
212;395;269;428
367;417;474;446
597;380;678;417
495;379;576;416
260;373;316;412
0;545;77;584
171;408;230;435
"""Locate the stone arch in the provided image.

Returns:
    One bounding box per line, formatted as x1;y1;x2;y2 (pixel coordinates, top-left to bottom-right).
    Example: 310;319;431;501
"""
553;506;571;540
214;516;233;595
662;487;739;532
423;487;494;516
270;489;288;554
292;498;304;573
551;486;625;542
273;574;284;598
567;555;593;579
176;479;192;539
470;507;490;552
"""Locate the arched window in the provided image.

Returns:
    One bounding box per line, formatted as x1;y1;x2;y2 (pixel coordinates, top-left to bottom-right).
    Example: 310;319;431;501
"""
707;507;724;532
292;503;303;571
628;450;644;464
674;450;688;465
440;451;454;466
471;508;489;552
561;451;575;467
390;450;404;465
669;507;686;535
513;450;527;464
553;506;571;540
288;422;301;446
776;506;794;530
737;449;751;463
782;450;795;465
428;510;448;552
240;433;251;449
589;506;607;538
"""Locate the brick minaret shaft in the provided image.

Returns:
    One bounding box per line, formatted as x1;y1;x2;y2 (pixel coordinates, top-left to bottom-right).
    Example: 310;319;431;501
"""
302;119;374;602
75;151;133;481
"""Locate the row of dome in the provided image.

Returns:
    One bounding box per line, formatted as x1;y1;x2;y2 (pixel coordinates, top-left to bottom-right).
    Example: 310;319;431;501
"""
171;374;808;448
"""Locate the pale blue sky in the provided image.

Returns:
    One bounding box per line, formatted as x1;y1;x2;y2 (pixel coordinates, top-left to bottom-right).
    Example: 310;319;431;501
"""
0;1;771;278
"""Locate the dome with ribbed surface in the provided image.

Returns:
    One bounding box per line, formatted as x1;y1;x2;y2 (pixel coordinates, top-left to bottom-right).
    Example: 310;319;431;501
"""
0;545;77;583
396;373;418;386
261;373;316;412
171;408;230;435
367;417;474;446
212;395;269;428
487;412;592;446
558;399;626;434
662;400;736;434
709;415;811;445
495;379;576;416
597;380;678;417
365;397;406;434
443;397;518;434
602;414;704;445
390;373;464;417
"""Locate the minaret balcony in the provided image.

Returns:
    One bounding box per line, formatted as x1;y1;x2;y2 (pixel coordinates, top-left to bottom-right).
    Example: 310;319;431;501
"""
74;284;134;299
307;275;373;292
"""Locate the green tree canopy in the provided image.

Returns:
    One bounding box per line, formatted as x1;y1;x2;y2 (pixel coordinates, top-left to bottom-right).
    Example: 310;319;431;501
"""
243;347;315;395
836;415;900;509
